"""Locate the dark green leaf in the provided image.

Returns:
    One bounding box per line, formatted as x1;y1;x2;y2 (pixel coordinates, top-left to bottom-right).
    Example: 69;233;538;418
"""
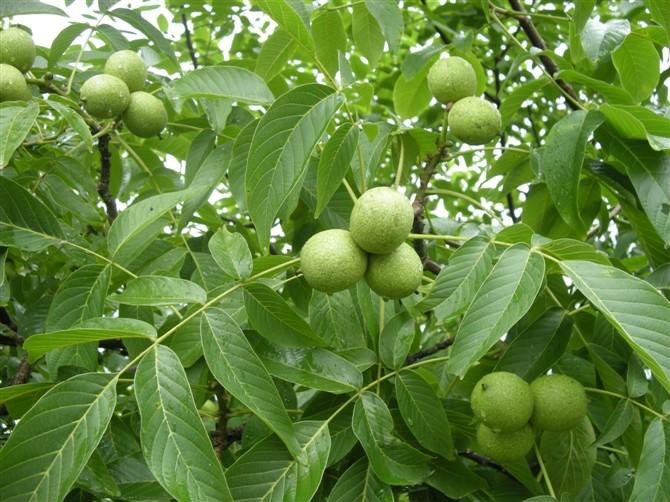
328;457;393;502
109;8;177;63
629;418;670;502
0;102;40;168
379;311;414;370
208;227;252;280
316;122;359;217
612;33;660;103
111;276;207;306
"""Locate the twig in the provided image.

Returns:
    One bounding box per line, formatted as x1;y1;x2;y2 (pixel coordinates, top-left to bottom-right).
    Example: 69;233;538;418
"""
459;450;514;479
534;443;557;498
419;0;450;44
405;337;454;364
181;12;199;68
506;193;518;223
96;134;117;222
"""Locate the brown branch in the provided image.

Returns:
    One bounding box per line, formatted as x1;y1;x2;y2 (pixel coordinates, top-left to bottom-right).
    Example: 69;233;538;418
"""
211;384;242;456
459;449;515;479
0;358;32;416
406;337;454;364
97;134;117;222
423;259;442;275
507;0;580;110
181;12;199;68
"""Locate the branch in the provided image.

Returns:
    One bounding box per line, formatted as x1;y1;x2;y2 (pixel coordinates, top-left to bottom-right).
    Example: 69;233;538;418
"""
181;12;199;68
405;337;454;364
419;0;450;44
459;450;515;479
96;134;117;222
0;358;32;416
507;0;580;109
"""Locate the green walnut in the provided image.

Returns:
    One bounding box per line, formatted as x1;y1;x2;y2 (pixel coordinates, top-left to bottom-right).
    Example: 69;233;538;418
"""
0;64;31;102
123;91;168;138
448;96;501;145
0;27;36;73
476;423;534;463
531;374;588;431
300;229;368;293
104;50;147;92
427;56;477;104
350;187;414;254
80;74;130;119
365;243;423;299
471;371;533;432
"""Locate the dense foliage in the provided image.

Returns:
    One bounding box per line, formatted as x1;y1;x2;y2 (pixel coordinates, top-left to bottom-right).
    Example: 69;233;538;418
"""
1;1;669;501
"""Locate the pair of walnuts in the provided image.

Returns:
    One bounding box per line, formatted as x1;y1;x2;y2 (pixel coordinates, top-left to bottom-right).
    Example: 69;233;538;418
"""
0;27;36;102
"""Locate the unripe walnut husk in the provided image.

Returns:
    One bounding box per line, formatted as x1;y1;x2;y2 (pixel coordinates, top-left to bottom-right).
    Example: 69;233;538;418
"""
476;423;534;463
0;27;36;73
123;91;168;138
531;374;588;431
427;56;477;104
104;50;147;92
471;371;533;432
350;187;414;254
80;74;130;119
0;64;32;102
300;229;367;293
365;243;423;299
448;96;501;145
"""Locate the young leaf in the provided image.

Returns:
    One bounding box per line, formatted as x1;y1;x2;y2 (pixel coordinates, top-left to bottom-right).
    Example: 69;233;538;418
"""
316;122;359;217
245;84;342;250
0;102;40;168
111;275;206;306
328;457;393;502
447;245;545;377
208;227;252;280
379;311;415;370
134;345;232;502
560;259;670;392
0;373;117;502
352;391;432;485
200;308;301;457
629;418;670;502
170;66;274;104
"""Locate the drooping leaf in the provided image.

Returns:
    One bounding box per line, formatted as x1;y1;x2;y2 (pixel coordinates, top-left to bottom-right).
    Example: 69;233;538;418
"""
316;122;359;217
208;227;252;280
170;66;273;104
629;418;670;502
328;457;393;502
0;373;117;502
0;102;40;167
393;61;432;119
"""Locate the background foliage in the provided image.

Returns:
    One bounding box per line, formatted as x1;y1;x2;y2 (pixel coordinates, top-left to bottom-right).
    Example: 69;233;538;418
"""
1;0;669;501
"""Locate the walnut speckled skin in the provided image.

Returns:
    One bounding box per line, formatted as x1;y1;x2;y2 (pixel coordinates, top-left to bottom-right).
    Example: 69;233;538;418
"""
427;56;477;104
448;96;501;145
350;187;414;254
300;229;368;293
123;92;168;138
0;64;31;102
0;27;36;73
104;50;147;92
80;74;130;119
471;371;534;432
531;374;588;431
365;243;423;299
476;423;534;463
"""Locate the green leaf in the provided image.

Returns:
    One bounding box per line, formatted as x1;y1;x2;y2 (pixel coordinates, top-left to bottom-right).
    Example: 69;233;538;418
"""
252;0;315;55
352;391;431;485
0;102;39;168
352;3;385;67
170;66;273;104
580;18;630;63
395;371;454;460
0;176;64;251
500;77;550;127
111;276;207;306
228;118;258;211
427;458;487;499
540;417;596;501
573;0;597;32
249;333;363;394
629;418;670;502
200;308;301;457
0;0;66;16
328;457;393;502
244;282;326;348
447;245;545;376
245;84;342;250
418;235;495;320
109;8;177;63
538;238;610;265
227;421;330;502
312;9;347;78
557;70;634;105
48;101;93;151
595;399;633;446
255;29;296;81
541;110;603;229
0;382;54;405
612;33;660;103
107;191;186;264
208;227;252;280
309;290;366;349
316;122;359;217
25;318;156;362
134;345;232;502
0;373;117;502
393;61;431;119
379;311;414;370
560;260;670;392
648;0;670;42
363;0;403;51
48;23;89;67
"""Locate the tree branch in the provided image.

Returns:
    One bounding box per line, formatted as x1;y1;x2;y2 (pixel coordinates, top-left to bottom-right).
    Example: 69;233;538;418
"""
96;134;117;222
406;337;454;364
181;12;199;68
459;449;515;479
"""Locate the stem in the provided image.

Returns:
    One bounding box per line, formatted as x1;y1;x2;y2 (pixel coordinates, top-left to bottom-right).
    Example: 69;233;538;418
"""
491;5;571;22
342;178;358;202
376;300;385;394
535;443;557;499
66;15;106;94
584;387;667;421
394;137;405;188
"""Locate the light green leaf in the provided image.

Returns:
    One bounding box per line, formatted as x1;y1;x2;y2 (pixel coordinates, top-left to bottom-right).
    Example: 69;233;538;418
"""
0;373;117;502
352;391;431;485
312;9;347;78
612;33;660;103
573;0;596;32
227;421;330;502
580;18;630;63
208;227;252;280
328;457;393;502
393;62;431;119
629;418;670;502
0;102;39;168
245;282;326;348
447;245;545;376
109;8;177;63
0;0;66;16
379;311;414;370
48;101;93;151
352;3;385;67
228;118;258;211
557;70;634;105
134;345;232;502
25;318;156;362
560;259;670;392
255;29;296;81
252;0;315;55
316;122;359;217
396;371;454;460
648;0;670;42
48;23;89;67
200;308;301;457
0;382;54;405
170;66;273;104
363;0;403;51
111;275;207;306
500;77;550;127
245;84;342;250
538;238;610;265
